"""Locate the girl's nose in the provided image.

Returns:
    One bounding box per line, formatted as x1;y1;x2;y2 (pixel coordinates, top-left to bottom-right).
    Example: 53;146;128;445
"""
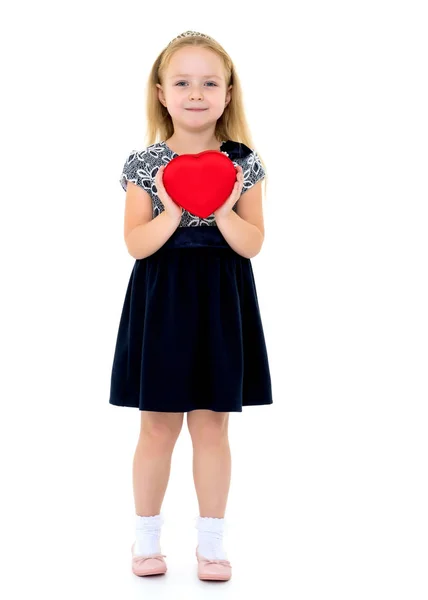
189;88;203;100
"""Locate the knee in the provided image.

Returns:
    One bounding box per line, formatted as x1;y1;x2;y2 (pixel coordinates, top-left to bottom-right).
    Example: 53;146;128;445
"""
187;413;229;446
140;413;183;447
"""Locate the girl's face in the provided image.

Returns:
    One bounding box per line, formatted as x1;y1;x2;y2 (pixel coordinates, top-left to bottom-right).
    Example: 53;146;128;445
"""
157;47;232;129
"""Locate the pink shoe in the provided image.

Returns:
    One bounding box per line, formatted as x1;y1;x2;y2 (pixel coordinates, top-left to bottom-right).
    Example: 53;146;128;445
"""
131;542;167;576
196;546;232;581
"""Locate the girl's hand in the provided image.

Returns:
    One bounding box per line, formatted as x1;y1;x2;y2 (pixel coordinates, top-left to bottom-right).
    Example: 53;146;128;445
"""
154;165;183;223
213;165;244;220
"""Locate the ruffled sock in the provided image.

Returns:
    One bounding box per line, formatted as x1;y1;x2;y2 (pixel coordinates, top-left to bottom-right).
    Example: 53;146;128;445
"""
134;513;164;556
196;516;227;560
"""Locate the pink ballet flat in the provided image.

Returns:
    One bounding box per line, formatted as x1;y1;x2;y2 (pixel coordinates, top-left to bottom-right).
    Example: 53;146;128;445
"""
131;542;167;576
195;546;232;581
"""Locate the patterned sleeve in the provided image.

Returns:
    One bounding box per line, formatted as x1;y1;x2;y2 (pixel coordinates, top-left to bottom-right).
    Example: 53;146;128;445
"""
119;150;147;192
239;149;266;195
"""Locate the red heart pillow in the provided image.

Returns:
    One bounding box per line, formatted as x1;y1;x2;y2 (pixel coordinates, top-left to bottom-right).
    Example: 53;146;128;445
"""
162;150;237;218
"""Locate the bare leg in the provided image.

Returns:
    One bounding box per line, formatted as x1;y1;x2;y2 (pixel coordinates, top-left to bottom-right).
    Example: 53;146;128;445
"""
133;411;184;515
187;410;231;517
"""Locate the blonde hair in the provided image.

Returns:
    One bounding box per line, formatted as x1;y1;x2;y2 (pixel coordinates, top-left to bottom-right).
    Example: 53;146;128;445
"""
144;32;268;196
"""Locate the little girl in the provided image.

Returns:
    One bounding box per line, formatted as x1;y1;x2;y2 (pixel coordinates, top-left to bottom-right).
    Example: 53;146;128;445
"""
109;30;273;581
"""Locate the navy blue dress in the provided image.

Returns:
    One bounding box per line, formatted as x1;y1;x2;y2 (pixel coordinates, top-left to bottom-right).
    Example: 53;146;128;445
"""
109;140;273;412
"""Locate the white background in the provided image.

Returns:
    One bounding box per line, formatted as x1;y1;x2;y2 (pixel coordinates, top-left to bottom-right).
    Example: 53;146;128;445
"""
1;0;427;598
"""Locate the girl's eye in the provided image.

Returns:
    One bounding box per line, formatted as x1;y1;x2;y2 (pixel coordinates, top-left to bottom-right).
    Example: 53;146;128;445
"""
175;81;217;87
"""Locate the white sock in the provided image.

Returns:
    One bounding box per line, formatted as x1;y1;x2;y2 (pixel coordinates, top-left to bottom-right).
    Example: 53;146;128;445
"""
134;513;163;556
196;516;228;560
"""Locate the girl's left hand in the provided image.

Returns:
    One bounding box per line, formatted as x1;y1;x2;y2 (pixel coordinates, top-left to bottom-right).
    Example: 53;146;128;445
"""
213;165;244;220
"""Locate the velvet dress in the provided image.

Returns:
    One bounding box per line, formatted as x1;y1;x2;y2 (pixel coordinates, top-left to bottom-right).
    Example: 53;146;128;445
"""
109;139;273;412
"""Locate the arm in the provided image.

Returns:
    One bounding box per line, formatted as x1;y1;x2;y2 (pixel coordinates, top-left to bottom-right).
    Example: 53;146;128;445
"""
126;210;181;259
124;181;180;259
215;210;264;259
215;180;265;259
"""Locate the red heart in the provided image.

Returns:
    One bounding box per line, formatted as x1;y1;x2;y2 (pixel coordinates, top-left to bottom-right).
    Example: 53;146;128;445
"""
162;150;237;218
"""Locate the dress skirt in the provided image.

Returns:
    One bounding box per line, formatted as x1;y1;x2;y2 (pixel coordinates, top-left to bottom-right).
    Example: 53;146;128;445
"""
109;225;273;412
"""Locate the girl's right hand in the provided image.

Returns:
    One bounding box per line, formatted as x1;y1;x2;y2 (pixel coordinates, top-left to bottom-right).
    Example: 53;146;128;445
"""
154;165;183;223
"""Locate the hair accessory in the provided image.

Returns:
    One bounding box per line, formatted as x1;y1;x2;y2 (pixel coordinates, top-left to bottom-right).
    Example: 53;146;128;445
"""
167;30;213;47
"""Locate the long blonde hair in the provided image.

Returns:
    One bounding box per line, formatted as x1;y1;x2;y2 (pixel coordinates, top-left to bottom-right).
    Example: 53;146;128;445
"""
144;33;268;196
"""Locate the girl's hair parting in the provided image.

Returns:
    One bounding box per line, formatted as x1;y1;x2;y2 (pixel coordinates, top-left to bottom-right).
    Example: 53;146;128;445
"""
143;30;268;195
